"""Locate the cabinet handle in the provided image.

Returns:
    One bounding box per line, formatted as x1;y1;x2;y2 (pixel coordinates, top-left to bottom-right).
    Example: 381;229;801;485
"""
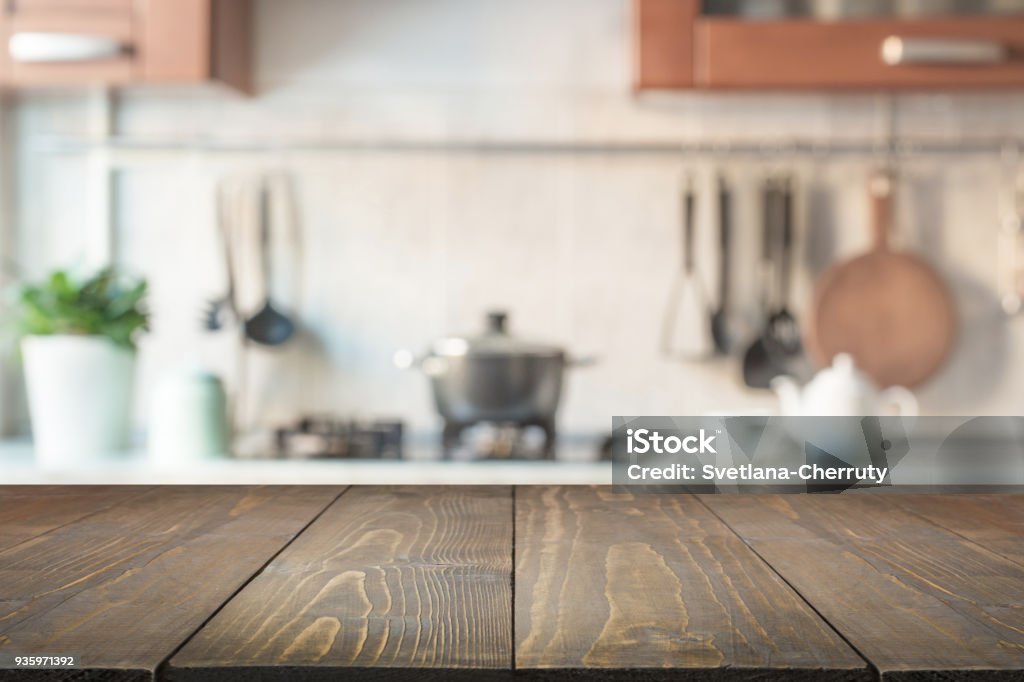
881;36;1007;66
9;32;130;63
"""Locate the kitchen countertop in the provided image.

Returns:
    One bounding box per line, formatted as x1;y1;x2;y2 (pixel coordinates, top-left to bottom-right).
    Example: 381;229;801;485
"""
1;485;1023;680
0;439;610;485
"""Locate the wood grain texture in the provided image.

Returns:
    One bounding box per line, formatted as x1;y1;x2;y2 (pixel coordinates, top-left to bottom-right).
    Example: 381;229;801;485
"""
704;494;1024;679
168;486;514;681
0;485;341;681
0;486;152;552
515;487;869;679
887;494;1024;567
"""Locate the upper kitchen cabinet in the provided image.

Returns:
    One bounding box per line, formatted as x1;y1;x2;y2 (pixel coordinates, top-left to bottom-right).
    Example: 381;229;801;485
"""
0;0;251;91
635;0;1024;90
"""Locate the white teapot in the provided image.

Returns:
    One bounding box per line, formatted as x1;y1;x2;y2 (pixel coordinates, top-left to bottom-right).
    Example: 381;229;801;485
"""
771;353;918;417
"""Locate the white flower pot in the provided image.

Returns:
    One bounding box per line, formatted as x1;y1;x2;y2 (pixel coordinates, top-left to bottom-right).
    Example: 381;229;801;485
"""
22;335;135;468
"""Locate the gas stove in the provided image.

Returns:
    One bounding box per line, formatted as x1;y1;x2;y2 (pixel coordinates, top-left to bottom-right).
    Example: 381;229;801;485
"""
275;416;404;459
273;414;608;462
442;420;556;460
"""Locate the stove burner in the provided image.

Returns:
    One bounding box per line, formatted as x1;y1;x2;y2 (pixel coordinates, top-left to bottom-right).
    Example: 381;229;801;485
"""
442;418;556;460
275;416;404;459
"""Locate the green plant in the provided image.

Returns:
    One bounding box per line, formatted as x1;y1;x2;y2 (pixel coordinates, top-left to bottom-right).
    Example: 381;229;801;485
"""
14;268;150;350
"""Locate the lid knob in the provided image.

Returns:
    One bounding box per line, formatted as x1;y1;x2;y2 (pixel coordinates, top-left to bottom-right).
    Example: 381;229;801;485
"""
486;310;508;334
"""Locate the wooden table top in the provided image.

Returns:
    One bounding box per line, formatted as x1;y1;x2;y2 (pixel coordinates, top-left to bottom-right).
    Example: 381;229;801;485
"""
0;486;1022;680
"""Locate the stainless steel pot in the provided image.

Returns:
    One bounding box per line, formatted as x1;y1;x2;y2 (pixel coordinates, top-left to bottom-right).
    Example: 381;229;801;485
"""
395;311;592;425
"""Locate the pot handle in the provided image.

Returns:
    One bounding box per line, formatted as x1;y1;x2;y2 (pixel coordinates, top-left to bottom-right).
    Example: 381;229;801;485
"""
567;355;600;368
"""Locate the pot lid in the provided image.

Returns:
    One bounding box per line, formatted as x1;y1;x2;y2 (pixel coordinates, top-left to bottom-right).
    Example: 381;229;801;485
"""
431;311;563;358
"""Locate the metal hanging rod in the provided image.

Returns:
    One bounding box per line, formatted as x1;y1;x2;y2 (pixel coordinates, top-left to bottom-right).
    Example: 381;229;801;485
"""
33;135;1024;157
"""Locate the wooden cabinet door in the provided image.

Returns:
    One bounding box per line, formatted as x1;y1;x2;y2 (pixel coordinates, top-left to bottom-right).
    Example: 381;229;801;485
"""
696;16;1024;89
136;0;209;83
135;0;250;91
634;0;697;89
634;0;1024;91
3;0;136;85
0;0;249;89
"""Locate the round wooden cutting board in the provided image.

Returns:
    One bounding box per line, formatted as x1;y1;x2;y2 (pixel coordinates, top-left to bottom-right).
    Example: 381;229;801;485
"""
805;171;956;388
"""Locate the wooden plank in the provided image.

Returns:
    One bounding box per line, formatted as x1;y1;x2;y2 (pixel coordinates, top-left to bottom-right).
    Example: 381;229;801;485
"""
0;486;152;552
514;487;869;679
0;485;341;680
704;494;1024;679
169;486;514;681
887;494;1024;567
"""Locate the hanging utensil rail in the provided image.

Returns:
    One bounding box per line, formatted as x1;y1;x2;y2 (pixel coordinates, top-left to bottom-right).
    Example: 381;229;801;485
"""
31;135;1024;158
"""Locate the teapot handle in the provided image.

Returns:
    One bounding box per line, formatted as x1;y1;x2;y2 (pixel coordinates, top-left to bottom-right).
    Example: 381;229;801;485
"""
879;386;918;417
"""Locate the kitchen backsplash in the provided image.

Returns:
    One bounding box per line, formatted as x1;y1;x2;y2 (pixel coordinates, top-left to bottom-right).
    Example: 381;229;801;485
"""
7;0;1024;436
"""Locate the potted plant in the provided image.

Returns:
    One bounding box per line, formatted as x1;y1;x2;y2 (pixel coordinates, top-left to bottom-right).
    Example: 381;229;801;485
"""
14;268;149;467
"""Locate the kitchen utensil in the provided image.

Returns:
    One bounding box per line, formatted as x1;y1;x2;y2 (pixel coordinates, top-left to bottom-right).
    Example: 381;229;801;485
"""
395;310;594;427
766;175;802;357
772;353;917;416
742;177;788;388
999;159;1024;315
806;169;956;388
662;175;713;359
203;180;238;332
244;179;296;346
710;175;732;354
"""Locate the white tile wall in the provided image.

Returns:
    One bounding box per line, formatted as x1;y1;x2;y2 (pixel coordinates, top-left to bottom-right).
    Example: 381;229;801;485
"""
8;0;1024;438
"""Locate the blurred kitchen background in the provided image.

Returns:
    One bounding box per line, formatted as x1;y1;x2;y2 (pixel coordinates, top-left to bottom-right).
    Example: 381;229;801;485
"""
2;0;1024;481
